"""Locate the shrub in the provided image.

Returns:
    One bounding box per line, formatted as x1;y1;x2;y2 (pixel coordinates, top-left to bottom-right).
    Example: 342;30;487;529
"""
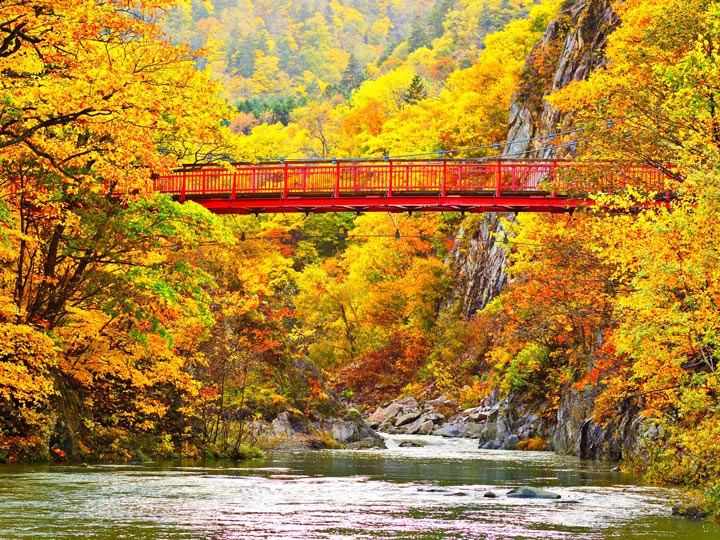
515;437;547;451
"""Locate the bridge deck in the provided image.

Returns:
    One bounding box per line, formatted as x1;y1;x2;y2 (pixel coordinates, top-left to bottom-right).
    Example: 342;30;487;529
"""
154;159;669;214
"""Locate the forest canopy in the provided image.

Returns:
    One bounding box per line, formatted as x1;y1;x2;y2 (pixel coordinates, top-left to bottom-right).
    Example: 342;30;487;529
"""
2;0;720;520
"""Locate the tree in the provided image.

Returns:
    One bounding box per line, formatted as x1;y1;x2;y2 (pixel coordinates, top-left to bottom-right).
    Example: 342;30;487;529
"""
341;54;365;93
0;0;240;461
407;14;430;52
293;213;452;404
548;0;720;170
541;0;720;510
481;212;617;412
403;75;428;105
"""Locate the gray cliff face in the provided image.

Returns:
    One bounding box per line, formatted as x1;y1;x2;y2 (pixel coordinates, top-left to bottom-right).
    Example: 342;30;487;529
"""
445;214;508;316
506;0;618;158
449;0;639;460
449;0;618;317
449;0;619;317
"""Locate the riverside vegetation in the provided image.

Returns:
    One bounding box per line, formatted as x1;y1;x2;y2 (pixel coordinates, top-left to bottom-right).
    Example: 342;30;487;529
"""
1;0;720;521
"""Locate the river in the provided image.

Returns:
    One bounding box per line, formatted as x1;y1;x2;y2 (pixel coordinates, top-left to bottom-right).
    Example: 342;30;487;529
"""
0;434;718;539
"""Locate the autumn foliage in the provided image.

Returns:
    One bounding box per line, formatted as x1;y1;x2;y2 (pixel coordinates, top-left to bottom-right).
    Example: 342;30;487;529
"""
5;3;720;526
476;0;720;518
0;0;238;461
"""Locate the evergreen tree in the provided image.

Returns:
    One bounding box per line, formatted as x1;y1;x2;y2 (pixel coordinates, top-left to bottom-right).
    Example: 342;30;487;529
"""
341;54;364;93
407;14;430;52
403;75;428;105
426;0;456;40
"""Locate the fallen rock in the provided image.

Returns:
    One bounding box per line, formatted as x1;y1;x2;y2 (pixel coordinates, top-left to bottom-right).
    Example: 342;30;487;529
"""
433;422;468;438
330;418;359;443
407;419;434;435
367;397;423;430
345;437;385;449
272;411;309;437
396;396;420;409
672;503;708;520
462;422;485;439
463;406;492;422
403;413;444;435
398;440;426;447
395;410;423;427
507;486;561;500
503;434;520;450
366;402;404;428
483;491;498;498
425;395;454;408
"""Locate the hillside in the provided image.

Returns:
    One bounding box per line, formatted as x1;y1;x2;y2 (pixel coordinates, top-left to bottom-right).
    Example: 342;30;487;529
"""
2;0;720;522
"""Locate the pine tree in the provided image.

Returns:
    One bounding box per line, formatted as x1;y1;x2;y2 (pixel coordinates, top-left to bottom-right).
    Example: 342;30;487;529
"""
407;14;430;52
403;75;428;105
426;0;456;40
341;54;364;93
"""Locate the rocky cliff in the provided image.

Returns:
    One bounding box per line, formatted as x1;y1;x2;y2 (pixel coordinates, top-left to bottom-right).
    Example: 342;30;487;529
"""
505;0;618;158
448;0;643;461
448;0;619;317
445;213;508;317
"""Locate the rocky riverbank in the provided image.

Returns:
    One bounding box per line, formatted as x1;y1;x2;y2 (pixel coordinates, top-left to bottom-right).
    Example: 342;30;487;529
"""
260;389;649;466
263;409;386;450
365;395;548;451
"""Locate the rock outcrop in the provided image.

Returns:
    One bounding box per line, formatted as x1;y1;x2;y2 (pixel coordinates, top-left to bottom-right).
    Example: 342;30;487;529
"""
367;396;499;439
269;410;385;450
445;214;510;317
442;0;644;462
445;1;620;319
505;0;619;158
366;395;551;452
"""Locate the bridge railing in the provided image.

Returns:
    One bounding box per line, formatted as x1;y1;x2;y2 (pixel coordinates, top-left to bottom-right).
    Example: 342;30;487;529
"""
153;159;670;201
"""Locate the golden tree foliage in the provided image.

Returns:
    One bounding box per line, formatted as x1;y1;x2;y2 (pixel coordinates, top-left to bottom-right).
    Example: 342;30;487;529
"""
548;0;720;167
0;0;240;462
481;212;617;414
515;0;720;511
293;213;452;403
0;323;57;461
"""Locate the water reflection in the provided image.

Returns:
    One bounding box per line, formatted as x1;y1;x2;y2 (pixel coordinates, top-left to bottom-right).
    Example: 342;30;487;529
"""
0;434;717;539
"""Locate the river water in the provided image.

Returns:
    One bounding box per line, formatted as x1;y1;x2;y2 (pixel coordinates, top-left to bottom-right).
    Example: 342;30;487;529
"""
1;434;718;539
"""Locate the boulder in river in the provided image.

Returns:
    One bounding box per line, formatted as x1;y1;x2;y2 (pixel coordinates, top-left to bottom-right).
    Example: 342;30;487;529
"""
398;440;426;447
366;397;420;429
406;419;434;435
271;411;385;449
433;422;468;438
507;486;561;499
395;410;423;427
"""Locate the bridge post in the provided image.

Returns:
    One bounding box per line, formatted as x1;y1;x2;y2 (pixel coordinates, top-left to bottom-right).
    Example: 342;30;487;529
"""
334;159;340;197
441;160;447;197
495;160;502;197
283;160;289;199
388;160;393;197
180;170;186;202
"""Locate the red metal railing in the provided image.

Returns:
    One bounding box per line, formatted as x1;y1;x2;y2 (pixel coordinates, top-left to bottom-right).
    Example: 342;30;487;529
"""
153;159;672;214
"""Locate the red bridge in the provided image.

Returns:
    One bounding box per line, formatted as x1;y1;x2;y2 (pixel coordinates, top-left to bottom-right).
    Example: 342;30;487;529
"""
154;159;671;214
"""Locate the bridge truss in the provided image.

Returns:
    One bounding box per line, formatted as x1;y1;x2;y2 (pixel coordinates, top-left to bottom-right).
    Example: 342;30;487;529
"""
154;159;670;214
